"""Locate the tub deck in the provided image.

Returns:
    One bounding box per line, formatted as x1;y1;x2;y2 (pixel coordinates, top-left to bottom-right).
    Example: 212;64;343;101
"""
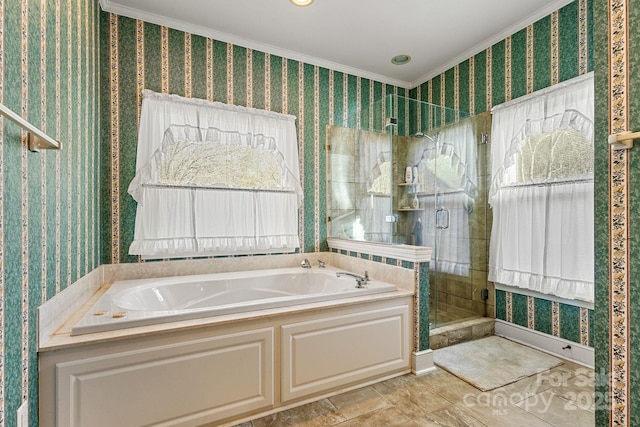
70;266;398;336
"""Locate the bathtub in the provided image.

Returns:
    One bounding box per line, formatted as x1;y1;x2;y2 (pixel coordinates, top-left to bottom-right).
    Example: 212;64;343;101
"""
71;266;397;335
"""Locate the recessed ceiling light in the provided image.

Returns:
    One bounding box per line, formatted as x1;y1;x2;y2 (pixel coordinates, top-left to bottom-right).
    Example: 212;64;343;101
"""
391;54;412;65
290;0;314;6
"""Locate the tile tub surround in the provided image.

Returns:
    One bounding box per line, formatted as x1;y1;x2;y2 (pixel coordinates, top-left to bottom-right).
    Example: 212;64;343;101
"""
327;238;434;368
38;252;415;349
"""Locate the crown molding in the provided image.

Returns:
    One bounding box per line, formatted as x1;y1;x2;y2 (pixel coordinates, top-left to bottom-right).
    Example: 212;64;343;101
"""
100;0;576;92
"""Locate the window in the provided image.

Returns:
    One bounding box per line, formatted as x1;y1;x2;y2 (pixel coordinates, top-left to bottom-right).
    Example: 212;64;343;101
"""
128;90;303;259
488;73;594;302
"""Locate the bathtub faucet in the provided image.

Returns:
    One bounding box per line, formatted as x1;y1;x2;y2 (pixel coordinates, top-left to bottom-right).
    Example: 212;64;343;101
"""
336;271;369;288
301;258;312;269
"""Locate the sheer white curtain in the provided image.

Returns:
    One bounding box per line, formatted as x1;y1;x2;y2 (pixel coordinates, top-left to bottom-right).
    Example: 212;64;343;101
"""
489;72;594;302
128;90;302;258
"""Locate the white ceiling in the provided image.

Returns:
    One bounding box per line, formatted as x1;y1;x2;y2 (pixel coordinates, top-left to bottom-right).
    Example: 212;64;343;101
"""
100;0;575;89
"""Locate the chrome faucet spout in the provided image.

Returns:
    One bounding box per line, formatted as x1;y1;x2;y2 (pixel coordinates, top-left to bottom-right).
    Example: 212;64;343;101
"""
301;258;312;269
336;271;369;288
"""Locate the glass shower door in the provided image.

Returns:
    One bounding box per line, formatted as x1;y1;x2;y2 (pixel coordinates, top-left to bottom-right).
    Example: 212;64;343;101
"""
325;95;490;330
428;112;491;328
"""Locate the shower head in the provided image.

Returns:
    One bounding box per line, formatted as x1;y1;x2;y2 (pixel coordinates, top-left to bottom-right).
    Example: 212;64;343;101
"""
414;131;436;142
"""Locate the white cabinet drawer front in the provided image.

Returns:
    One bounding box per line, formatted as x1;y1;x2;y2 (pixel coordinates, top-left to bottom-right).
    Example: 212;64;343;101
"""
56;328;274;427
281;305;410;401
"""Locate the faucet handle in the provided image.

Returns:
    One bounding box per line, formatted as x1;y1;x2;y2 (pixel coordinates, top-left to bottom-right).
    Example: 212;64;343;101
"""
318;260;326;268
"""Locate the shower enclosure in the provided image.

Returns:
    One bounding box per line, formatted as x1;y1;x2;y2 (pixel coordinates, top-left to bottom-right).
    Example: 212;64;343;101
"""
326;95;491;329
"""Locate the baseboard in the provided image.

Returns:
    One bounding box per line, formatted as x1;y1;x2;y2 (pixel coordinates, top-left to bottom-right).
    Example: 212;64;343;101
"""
495;320;594;368
412;349;436;375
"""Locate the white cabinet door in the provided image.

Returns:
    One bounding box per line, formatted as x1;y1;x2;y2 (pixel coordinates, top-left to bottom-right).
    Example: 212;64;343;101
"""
281;304;410;402
56;328;274;427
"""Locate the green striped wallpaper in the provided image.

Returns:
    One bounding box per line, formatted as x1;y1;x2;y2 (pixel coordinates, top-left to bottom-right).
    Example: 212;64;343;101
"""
410;0;592;119
0;0;101;426
100;12;408;264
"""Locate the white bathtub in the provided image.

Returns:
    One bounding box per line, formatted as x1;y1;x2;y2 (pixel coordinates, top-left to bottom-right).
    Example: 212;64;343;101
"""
71;266;397;335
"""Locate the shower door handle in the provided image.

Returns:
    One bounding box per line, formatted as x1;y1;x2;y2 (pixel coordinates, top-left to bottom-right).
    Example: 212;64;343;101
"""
435;207;450;229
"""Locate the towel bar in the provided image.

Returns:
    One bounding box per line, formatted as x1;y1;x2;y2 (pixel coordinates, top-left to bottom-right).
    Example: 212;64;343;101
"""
609;130;640;150
0;102;61;152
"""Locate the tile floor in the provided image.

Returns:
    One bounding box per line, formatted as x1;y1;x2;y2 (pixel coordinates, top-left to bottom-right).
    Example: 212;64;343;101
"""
231;343;594;426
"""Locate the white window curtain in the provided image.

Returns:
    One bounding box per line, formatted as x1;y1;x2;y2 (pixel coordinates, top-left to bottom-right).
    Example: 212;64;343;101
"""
488;72;594;302
128;90;303;258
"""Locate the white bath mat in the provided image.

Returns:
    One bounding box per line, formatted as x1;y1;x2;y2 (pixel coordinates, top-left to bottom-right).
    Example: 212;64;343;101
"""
433;336;563;391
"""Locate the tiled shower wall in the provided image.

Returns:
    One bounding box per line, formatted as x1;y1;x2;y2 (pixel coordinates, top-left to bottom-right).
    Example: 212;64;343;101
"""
0;0;101;426
409;0;594;342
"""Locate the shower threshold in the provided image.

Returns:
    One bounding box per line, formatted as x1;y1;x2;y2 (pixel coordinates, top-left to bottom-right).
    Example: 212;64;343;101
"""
429;317;494;350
